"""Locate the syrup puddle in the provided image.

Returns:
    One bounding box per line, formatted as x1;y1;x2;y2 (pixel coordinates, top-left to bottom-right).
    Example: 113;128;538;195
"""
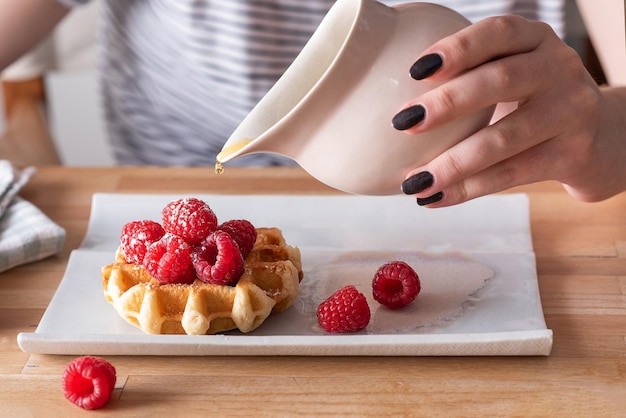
299;251;494;334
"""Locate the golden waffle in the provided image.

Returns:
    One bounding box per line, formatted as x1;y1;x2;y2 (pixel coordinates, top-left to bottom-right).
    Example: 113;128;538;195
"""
102;227;303;335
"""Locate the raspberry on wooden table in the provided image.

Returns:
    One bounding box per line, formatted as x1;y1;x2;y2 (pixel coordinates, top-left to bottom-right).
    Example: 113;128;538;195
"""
143;233;196;284
316;285;370;333
62;356;116;410
372;261;421;309
217;219;257;259
162;198;218;245
192;230;244;286
120;220;165;264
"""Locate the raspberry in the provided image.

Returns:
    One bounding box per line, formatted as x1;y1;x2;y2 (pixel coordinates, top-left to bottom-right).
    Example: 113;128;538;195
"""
217;219;257;259
143;233;196;284
120;220;165;264
316;285;370;333
372;261;421;309
162;198;218;245
192;230;244;285
62;356;116;410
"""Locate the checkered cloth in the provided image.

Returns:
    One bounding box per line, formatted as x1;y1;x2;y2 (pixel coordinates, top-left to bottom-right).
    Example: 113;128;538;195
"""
0;161;66;273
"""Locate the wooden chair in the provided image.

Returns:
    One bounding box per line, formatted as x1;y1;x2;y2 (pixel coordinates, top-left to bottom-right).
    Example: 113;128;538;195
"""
1;76;61;167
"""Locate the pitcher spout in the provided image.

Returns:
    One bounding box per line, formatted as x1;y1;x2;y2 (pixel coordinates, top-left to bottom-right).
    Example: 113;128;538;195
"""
216;0;390;165
216;139;255;163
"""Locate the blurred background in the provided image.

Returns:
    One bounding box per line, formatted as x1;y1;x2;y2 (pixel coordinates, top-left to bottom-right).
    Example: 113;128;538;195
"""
0;0;624;167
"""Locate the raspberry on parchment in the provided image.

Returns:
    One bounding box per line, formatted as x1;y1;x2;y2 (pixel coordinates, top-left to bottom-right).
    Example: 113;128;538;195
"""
372;261;421;309
317;285;371;333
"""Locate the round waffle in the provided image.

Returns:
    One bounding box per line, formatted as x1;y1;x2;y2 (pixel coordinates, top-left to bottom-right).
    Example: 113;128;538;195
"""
102;227;303;335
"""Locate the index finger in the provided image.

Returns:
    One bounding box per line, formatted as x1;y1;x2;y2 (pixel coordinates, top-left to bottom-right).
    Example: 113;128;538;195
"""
413;15;554;81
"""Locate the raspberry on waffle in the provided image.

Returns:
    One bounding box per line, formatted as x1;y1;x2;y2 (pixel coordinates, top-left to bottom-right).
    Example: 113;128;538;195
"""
102;227;303;335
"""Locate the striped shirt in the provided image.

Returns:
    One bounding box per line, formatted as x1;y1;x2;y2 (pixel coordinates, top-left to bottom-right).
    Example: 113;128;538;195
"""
57;0;565;166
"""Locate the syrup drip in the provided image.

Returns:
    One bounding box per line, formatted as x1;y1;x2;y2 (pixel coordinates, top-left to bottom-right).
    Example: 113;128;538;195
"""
214;161;224;175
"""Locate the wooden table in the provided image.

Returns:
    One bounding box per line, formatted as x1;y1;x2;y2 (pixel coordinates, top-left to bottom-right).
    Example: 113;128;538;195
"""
1;166;625;416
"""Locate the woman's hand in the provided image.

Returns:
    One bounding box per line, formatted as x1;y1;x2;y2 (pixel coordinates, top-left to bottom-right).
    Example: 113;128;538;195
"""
395;15;626;207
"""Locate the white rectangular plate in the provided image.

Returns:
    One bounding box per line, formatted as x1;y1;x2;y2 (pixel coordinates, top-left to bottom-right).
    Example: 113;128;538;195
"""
18;193;552;356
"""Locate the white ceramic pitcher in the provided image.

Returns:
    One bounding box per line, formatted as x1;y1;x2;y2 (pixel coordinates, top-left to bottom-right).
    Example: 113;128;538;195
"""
216;0;494;195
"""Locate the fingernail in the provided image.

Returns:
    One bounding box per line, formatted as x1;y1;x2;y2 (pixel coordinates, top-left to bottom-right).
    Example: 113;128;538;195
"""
392;105;425;131
401;171;433;195
416;191;443;206
410;53;443;80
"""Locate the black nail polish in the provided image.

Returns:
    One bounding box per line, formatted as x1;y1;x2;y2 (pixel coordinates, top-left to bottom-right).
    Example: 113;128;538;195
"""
416;191;443;206
392;105;425;131
402;171;433;195
410;53;443;80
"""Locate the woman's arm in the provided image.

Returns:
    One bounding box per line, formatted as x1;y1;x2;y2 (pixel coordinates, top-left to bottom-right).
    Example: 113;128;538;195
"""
396;15;626;207
0;0;70;72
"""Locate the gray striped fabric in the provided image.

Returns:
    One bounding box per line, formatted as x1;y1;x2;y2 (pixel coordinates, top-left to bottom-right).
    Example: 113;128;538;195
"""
0;161;35;215
57;0;564;166
0;160;66;273
0;198;66;273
